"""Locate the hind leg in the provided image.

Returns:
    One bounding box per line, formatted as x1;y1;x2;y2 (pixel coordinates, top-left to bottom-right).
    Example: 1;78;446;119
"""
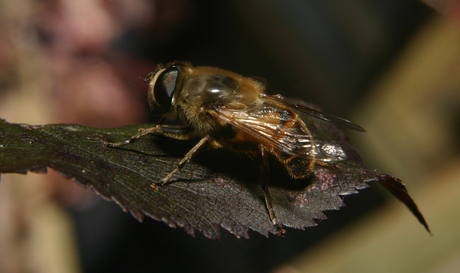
259;144;286;236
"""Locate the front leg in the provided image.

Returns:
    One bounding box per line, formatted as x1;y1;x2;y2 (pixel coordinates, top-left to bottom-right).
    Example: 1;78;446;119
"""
103;126;159;148
103;125;195;148
103;124;203;189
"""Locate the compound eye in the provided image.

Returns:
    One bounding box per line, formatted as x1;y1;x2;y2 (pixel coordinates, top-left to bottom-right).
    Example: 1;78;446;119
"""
153;65;180;112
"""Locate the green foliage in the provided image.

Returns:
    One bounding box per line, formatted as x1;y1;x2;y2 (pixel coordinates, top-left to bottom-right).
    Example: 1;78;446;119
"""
0;119;429;238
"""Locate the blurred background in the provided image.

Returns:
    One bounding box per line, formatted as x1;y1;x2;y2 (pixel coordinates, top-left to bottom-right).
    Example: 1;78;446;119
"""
0;0;459;272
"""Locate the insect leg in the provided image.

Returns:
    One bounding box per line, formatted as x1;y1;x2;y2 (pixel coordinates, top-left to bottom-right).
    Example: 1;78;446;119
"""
103;127;160;148
151;135;210;189
259;144;286;236
103;125;194;148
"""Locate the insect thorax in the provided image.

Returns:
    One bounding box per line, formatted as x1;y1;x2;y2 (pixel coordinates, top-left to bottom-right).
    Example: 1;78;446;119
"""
178;74;240;134
181;74;240;105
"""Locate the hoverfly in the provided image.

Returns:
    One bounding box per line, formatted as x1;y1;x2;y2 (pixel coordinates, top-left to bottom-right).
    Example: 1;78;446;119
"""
105;61;365;235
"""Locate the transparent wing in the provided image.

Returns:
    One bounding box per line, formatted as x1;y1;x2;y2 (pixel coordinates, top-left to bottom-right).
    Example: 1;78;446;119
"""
310;139;349;162
208;104;315;159
261;94;366;132
209;104;351;162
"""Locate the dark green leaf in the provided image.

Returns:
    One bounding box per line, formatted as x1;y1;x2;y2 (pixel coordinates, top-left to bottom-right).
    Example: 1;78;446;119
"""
0;119;429;239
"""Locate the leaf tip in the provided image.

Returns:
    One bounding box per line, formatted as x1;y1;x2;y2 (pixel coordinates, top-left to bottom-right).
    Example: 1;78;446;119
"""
377;175;430;234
